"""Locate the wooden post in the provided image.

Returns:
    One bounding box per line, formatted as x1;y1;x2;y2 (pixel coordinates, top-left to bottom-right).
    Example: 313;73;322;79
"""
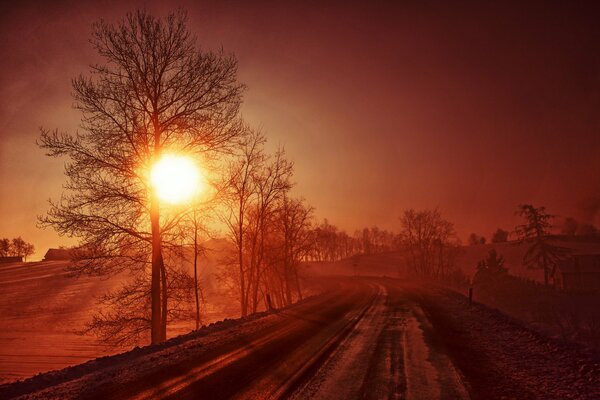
266;293;273;311
468;287;473;306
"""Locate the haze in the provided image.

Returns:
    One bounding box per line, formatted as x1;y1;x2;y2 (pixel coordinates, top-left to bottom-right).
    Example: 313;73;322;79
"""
1;0;599;259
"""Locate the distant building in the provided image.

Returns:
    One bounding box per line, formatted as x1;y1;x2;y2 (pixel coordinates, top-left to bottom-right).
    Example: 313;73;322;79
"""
554;253;600;292
0;256;23;263
43;248;74;261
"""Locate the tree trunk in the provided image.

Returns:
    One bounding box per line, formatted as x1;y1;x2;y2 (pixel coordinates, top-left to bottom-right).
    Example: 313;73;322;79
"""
150;201;163;345
238;204;247;317
294;266;303;301
194;218;200;330
151;117;165;344
284;262;293;305
160;262;168;341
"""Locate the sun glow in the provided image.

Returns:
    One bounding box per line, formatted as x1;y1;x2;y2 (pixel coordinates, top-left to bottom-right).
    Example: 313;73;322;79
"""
150;154;203;204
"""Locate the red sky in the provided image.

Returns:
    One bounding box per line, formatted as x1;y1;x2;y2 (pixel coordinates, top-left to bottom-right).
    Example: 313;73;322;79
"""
1;0;599;259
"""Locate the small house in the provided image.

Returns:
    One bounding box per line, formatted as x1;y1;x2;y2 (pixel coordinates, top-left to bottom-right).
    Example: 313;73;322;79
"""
43;248;74;261
554;253;600;292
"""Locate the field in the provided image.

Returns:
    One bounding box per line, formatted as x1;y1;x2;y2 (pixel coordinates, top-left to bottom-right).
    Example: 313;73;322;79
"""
0;242;240;384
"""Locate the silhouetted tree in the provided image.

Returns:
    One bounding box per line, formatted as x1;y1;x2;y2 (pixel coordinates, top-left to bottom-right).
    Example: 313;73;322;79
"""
468;233;486;245
473;249;508;303
39;10;245;344
0;237;35;260
399;209;458;277
276;196;313;304
515;204;568;285
0;238;11;257
185;208;209;331
476;249;507;276
220;129;264;317
10;237;35;261
491;228;509;243
220;130;294;316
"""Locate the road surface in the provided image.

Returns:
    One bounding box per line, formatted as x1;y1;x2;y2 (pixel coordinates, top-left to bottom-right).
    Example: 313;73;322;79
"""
29;278;470;399
3;277;598;399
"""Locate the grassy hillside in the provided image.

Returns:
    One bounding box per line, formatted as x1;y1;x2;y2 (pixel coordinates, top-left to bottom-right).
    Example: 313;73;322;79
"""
0;261;124;383
0;239;239;384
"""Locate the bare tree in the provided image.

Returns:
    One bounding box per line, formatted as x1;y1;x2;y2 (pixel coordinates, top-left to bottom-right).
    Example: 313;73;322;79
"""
0;237;35;261
399;209;457;277
491;228;509;243
179;205;213;330
85;262;195;346
276;195;313;304
39;9;245;344
468;233;486;245
191;210;202;330
0;239;10;257
473;249;508;291
220;129;265;317
248;148;293;312
220;130;294;315
515;204;569;285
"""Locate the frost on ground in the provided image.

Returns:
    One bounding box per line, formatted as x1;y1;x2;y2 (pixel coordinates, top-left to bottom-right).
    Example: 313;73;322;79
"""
0;309;274;399
0;261;126;384
0;256;243;384
413;286;600;400
1;276;598;400
290;283;469;400
290;284;392;399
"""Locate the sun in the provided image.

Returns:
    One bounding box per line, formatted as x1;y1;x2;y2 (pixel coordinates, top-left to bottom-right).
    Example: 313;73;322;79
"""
150;154;203;204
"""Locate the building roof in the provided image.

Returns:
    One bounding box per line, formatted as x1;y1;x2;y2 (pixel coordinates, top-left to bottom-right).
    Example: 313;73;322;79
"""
43;248;74;261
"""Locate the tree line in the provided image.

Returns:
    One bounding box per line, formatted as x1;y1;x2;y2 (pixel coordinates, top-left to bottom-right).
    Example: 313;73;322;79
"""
0;237;35;261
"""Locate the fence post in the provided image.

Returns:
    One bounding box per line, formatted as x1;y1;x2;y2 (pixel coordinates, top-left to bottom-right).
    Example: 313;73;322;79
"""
266;293;273;311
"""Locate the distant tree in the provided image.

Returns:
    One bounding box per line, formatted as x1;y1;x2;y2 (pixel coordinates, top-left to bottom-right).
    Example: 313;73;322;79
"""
361;227;372;255
400;209;458;277
476;249;507;276
38;10;245;344
561;217;579;236
468;233;486;245
491;228;509;243
468;233;477;245
514;204;568;285
3;237;35;261
473;249;508;295
0;238;10;257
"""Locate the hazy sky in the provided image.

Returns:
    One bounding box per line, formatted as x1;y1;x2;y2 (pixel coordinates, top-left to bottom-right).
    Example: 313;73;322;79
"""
1;0;599;259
